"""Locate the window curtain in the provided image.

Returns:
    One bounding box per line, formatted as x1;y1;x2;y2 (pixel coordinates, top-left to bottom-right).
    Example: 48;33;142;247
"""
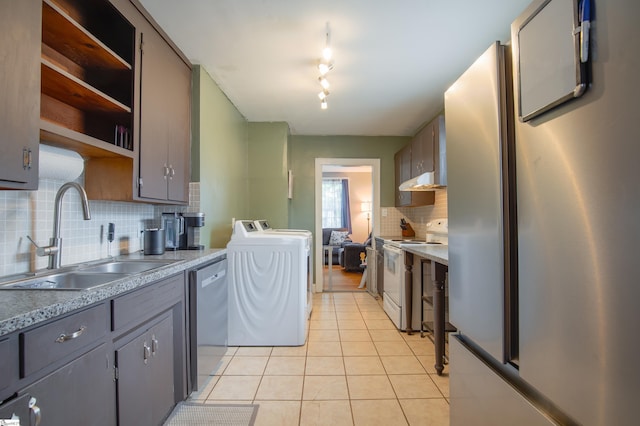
322;178;352;233
341;179;352;233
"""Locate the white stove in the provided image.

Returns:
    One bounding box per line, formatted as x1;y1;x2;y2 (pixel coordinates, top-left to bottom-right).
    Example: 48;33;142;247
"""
426;218;448;245
382;219;448;330
385;218;448;249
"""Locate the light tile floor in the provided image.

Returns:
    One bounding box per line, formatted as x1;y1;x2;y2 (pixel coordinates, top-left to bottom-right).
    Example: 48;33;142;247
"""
190;292;450;425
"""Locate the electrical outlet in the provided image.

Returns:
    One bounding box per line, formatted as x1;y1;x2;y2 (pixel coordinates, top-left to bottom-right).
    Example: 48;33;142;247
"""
381;208;388;217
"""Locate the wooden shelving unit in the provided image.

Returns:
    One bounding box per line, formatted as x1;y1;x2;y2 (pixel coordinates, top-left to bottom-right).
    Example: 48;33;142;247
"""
42;0;131;72
40;0;135;154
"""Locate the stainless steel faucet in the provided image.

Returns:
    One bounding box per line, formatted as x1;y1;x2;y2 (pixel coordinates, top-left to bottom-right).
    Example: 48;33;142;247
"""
28;182;92;269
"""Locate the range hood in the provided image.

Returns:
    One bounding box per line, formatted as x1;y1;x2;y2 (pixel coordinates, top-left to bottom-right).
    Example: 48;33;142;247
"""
399;171;445;191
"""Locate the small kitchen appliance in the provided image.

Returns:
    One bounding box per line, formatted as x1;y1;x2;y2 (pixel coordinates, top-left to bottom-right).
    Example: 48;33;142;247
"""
143;228;165;255
179;212;205;250
162;212;183;250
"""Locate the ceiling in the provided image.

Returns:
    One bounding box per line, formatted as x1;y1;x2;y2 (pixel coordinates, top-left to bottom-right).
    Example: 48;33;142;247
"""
139;0;531;136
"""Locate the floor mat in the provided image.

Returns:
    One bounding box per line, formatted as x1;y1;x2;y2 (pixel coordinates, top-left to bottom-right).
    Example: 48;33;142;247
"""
164;403;259;426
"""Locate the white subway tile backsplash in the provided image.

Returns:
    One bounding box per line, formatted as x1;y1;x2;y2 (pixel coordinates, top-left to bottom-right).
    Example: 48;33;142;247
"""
379;190;448;238
0;179;201;278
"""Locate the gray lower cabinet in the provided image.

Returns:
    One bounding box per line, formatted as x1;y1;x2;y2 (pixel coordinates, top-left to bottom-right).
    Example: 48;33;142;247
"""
22;343;116;426
0;344;115;426
0;272;188;426
0;336;18;400
0;394;31;425
116;312;175;426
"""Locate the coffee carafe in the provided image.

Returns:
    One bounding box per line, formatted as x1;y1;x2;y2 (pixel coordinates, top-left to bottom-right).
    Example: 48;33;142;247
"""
162;212;184;250
179;212;205;250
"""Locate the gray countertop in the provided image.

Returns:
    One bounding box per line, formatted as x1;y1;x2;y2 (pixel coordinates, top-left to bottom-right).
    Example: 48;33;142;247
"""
402;244;448;266
0;249;226;337
375;235;448;266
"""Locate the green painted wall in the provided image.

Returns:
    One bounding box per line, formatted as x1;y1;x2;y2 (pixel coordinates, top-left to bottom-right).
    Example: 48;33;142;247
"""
288;135;410;234
192;65;249;248
248;122;290;229
191;71;411;247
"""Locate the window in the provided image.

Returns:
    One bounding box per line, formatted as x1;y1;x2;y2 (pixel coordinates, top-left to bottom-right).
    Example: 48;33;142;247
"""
322;178;352;231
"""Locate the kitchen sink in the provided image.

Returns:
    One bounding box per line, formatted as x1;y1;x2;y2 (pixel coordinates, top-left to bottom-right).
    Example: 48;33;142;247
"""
80;260;175;274
0;272;130;291
0;259;178;291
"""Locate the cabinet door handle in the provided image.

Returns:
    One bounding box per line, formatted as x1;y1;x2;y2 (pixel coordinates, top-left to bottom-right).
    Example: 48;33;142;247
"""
29;397;42;426
55;325;86;343
168;166;175;179
143;342;151;364
151;335;159;356
23;148;33;170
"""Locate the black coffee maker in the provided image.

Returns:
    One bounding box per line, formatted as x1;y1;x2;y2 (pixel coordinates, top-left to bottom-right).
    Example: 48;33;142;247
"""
178;212;205;250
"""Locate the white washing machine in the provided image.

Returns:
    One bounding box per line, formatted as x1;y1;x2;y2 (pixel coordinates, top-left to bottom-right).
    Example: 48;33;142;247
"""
254;220;314;319
227;220;310;346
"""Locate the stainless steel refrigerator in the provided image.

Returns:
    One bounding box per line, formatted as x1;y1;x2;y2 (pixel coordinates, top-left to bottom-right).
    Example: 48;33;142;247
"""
446;0;640;424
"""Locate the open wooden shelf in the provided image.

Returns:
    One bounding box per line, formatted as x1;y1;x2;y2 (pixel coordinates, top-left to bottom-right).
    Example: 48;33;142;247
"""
42;0;131;72
41;120;135;159
39;0;135;156
41;59;130;114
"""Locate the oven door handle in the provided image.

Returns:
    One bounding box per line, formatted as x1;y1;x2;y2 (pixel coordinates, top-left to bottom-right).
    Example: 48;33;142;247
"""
384;246;403;255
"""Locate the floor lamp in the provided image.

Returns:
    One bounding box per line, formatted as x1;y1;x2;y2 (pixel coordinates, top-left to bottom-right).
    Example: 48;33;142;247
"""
360;202;372;235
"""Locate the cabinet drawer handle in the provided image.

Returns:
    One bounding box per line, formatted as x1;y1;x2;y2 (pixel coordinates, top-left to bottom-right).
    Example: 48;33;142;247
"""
55;325;86;343
29;397;42;426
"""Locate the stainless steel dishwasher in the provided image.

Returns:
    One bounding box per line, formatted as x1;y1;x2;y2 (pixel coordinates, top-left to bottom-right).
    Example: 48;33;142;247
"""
188;255;227;392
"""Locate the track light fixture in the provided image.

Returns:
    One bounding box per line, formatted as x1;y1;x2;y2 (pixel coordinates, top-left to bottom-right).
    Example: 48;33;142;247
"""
318;62;333;75
317;22;334;110
318;76;330;90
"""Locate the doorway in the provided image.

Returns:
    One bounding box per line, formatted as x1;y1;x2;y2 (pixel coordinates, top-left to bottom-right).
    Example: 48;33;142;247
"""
314;158;380;292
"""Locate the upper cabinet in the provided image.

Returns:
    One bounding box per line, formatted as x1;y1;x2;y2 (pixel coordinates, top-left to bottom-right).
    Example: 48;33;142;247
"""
136;19;191;203
395;145;412;207
394;114;446;207
39;0;136;158
0;0;191;203
411;115;445;184
395;144;434;207
0;0;41;190
411;121;435;178
85;0;191;204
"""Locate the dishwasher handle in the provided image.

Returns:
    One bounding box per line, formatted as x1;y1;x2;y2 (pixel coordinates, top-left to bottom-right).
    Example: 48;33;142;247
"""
201;269;226;288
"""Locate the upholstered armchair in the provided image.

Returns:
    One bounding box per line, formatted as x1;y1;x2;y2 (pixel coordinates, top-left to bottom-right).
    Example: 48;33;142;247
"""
340;234;372;272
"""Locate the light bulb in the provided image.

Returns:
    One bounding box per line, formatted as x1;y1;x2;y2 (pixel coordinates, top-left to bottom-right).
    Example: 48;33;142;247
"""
321;99;328;109
319;76;330;89
318;90;329;100
323;46;332;61
318;63;329;75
